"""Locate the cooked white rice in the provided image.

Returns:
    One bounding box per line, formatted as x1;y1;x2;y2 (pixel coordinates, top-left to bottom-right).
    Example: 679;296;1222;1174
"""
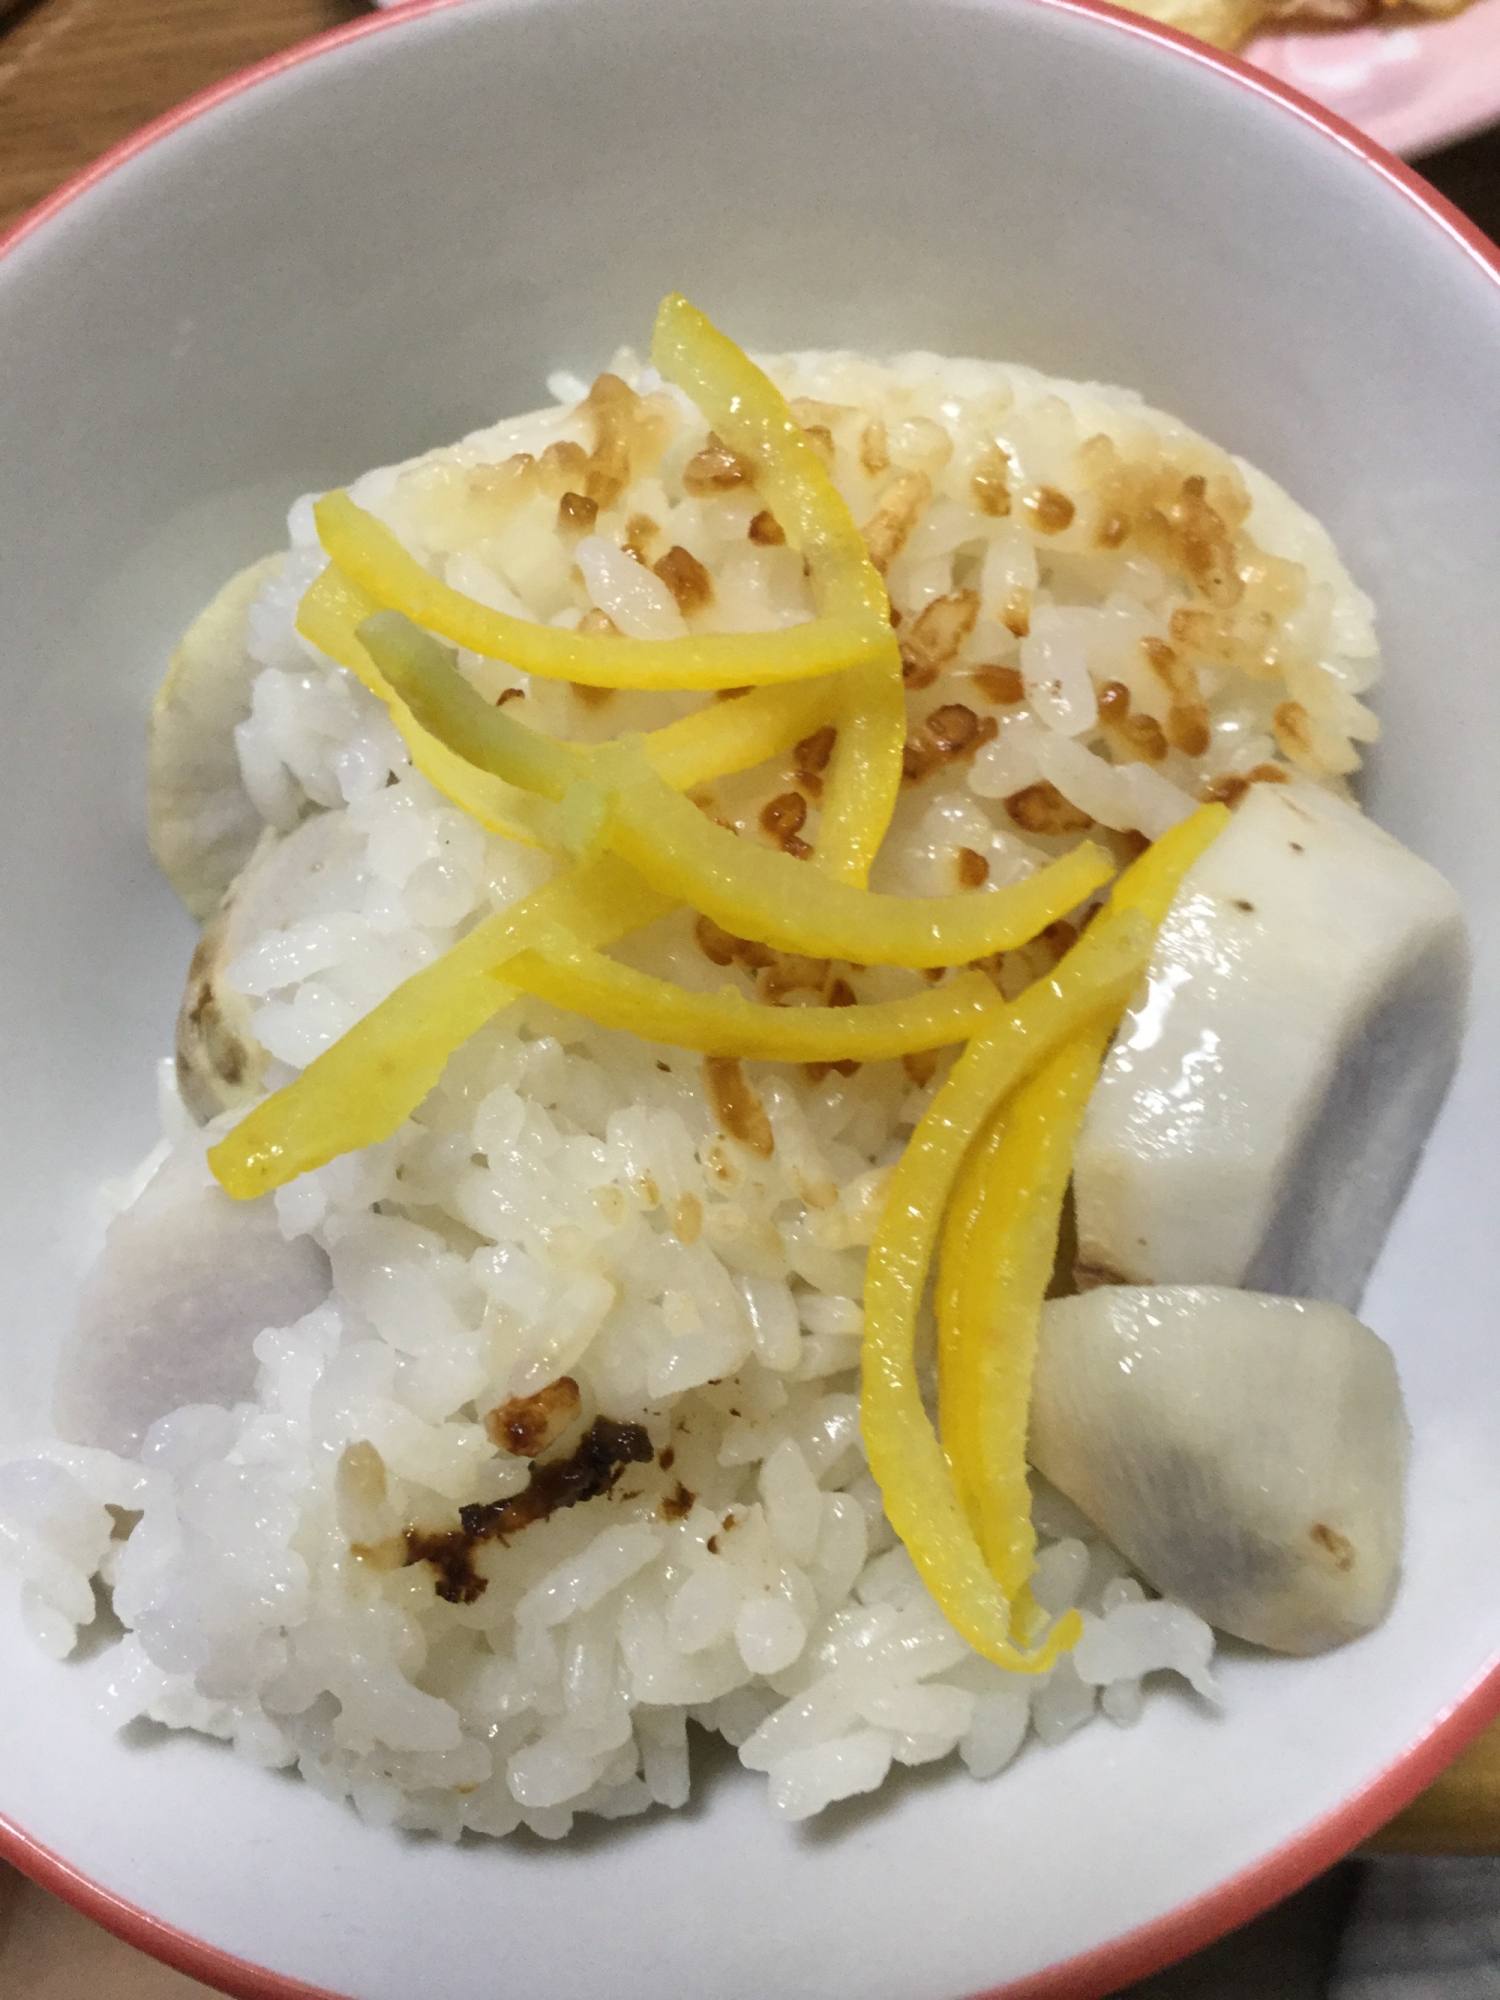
0;344;1378;1834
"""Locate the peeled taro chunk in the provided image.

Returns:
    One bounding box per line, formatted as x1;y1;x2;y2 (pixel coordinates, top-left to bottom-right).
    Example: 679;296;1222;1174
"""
54;1138;330;1457
1073;781;1467;1308
1031;1286;1408;1654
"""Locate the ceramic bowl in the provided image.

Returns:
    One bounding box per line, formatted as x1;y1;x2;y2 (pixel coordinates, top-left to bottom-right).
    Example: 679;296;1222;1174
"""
2;1;1499;1994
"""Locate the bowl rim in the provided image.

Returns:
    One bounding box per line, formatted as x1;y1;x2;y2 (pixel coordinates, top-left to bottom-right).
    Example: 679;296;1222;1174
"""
2;0;1499;1993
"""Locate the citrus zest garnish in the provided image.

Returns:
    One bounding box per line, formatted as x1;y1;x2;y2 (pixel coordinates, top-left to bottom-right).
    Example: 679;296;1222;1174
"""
813;657;907;887
941;1027;1112;1638
498;938;1005;1061
298;565;556;846
369;625;1117;968
860;804;1230;1668
206;857;673;1199
596;751;1115;968
314;487;889;692
300;565;844;812
651;295;888;631
937;1105;1006;1539
650;294;905;883
640;676;840;792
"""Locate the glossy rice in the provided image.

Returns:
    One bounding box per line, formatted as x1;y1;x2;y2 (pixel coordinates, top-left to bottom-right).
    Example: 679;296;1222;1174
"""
0;345;1379;1833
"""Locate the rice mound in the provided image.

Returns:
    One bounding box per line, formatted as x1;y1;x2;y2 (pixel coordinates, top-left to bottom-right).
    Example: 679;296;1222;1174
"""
0;346;1378;1835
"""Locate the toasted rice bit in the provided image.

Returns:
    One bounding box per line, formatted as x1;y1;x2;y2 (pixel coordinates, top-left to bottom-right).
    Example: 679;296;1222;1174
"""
1124;714;1170;764
586;437;630;510
704;1056;775;1158
800;423;836;469
804;1058;862;1085
970;443;1012;519
581;371;674;508
1000;590;1031;639
993;918;1081;997
693;916;736;966
623;513;661;565
1098;680;1168;764
1005;780;1095;836
556;490;598;541
1200;762;1291;808
1273;700;1320;770
1152;640;1208;712
1138;636;1210;759
747;509;785;546
956;847;990;889
903;703;997;785
1024;486;1076;536
654;543;715;615
1167;607;1224;662
672;1193;704;1246
682;433;753;495
1201;772;1249;808
758;953;831;1006
791;723;837;798
570;681;616;710
1166;703;1211;759
484;1376;582;1456
538;438;590;495
693;914;775;971
658;1481;696;1522
577;607;619;637
899;590;981;691
925;704;990;755
1158;474;1238;602
467;455;537;508
1141;637;1190;699
860;419;891;476
971;664;1025;706
862;471;931;574
759;790;811;858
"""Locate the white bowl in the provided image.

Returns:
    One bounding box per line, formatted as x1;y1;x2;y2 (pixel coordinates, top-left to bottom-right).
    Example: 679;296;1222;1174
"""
2;2;1499;1994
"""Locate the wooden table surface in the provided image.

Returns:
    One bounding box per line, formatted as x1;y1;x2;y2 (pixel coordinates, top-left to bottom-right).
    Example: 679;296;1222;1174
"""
2;0;1499;1989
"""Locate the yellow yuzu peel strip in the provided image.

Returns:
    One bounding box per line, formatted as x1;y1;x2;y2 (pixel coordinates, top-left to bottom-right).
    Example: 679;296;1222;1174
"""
499;941;1004;1061
298;567;554;845
861;803;1230;1667
315;488;887;691
650;293;905;883
947;1028;1112;1603
207;858;673;1199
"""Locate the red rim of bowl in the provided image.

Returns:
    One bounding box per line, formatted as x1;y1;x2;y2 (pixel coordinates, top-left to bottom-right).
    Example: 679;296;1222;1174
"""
2;1;1498;1993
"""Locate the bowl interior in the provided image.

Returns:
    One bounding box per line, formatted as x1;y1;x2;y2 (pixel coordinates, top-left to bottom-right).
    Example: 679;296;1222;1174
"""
2;2;1500;1995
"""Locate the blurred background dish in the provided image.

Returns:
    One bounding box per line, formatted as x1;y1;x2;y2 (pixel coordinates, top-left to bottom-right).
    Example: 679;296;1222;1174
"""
372;0;1500;157
1249;0;1500;157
